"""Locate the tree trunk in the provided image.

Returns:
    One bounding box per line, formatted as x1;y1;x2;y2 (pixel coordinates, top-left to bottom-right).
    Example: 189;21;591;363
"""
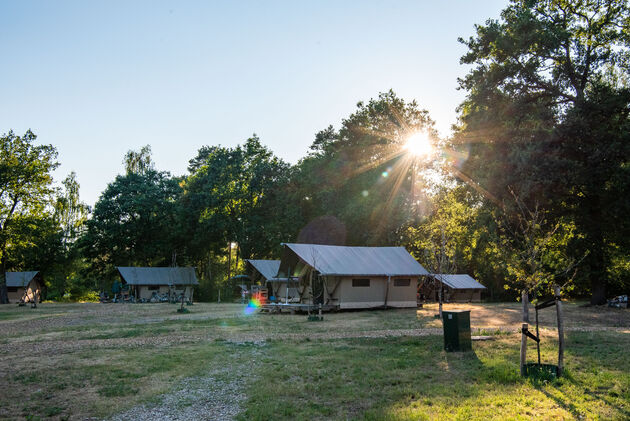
590;278;607;305
0;260;8;304
586;197;607;305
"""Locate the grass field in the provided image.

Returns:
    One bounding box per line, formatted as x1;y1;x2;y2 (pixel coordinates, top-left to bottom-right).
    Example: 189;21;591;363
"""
0;302;628;420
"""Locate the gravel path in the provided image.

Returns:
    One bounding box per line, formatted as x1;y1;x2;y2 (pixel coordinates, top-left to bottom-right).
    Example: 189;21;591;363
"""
108;363;248;421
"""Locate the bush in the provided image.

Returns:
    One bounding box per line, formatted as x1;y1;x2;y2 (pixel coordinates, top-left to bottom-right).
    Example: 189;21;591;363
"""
76;291;100;302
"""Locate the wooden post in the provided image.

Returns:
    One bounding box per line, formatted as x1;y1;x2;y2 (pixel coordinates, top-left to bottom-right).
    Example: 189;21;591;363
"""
520;322;528;376
438;276;443;319
536;309;540;365
522;290;529;323
555;285;564;377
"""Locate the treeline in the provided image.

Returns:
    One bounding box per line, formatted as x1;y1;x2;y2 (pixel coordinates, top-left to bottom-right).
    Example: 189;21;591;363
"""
1;0;629;304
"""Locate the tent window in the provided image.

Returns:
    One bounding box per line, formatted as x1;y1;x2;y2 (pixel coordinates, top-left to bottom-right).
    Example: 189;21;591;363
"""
394;279;410;287
7;287;18;292
148;285;160;290
352;279;370;287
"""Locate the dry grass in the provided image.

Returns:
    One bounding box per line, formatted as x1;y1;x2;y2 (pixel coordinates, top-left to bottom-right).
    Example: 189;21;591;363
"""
0;301;628;420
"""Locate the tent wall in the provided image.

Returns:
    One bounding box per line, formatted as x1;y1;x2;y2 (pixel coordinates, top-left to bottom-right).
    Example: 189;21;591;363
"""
7;287;24;303
448;289;482;302
136;285;194;301
420;281;483;303
7;280;41;303
296;276;414;309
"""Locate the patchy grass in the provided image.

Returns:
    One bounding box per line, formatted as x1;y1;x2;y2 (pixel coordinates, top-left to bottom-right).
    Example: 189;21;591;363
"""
0;302;628;420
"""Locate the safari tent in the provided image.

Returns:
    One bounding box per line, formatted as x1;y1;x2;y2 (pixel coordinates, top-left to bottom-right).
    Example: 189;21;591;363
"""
420;274;486;302
6;271;43;303
116;267;199;302
244;259;293;301
275;243;428;309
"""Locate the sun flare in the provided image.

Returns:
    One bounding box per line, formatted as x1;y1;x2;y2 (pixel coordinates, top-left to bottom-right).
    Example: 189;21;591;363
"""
404;131;433;158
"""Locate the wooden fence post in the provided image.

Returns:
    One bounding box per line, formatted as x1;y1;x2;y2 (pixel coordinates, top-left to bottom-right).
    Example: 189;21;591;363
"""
520;322;528;376
520;289;529;376
555;285;564;377
522;290;529;323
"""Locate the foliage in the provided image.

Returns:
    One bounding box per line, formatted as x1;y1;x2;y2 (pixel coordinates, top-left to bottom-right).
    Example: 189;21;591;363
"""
3;2;629;303
0;130;60;303
81;168;182;286
293;90;438;246
456;0;630;303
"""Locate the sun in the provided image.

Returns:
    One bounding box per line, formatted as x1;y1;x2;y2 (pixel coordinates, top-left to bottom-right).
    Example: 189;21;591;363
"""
404;131;433;158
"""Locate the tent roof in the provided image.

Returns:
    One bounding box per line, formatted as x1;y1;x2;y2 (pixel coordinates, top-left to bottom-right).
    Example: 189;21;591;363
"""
432;274;486;290
245;260;290;281
116;267;199;285
246;260;281;281
282;243;428;277
5;271;40;288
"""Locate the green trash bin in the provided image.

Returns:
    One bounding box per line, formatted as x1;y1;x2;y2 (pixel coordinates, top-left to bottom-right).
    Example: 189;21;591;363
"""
442;310;472;352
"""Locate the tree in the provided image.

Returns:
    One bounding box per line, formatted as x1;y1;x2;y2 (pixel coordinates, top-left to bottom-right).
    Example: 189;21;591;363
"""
124;145;154;175
293;91;439;246
182;136;297;261
81;148;181;285
0;130;59;303
456;0;630;303
55;172;90;247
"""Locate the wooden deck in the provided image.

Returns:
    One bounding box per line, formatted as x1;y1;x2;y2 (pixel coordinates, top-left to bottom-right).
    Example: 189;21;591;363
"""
260;303;339;313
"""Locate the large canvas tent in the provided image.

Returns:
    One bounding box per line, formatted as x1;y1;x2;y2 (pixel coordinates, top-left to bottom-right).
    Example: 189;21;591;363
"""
5;271;43;303
116;267;199;302
276;243;428;309
420;274;486;302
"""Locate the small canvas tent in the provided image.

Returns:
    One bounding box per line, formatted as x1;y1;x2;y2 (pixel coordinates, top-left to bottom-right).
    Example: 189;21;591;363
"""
6;271;43;303
276;243;429;309
420;274;486;302
116;267;199;302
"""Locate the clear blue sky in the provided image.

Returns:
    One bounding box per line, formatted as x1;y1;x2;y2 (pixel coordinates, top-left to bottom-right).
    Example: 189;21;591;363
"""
1;0;507;206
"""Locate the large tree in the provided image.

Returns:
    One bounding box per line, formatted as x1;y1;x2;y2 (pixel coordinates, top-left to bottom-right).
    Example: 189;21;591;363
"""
0;130;59;303
456;0;630;303
182;136;298;263
293;91;439;246
81;148;181;283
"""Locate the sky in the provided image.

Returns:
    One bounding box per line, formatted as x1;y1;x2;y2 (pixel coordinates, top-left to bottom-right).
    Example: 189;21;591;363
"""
1;0;508;206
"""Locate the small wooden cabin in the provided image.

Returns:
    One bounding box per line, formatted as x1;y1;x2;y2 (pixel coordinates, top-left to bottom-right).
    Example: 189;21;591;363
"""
275;243;429;309
116;267;199;302
420;274;486;302
6;271;43;303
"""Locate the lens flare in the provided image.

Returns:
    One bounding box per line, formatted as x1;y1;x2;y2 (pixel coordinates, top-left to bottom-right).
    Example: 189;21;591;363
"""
244;297;261;315
405;131;433;158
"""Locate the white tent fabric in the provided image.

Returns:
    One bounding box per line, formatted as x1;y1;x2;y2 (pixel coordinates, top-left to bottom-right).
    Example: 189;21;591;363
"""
283;243;428;276
246;260;282;281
